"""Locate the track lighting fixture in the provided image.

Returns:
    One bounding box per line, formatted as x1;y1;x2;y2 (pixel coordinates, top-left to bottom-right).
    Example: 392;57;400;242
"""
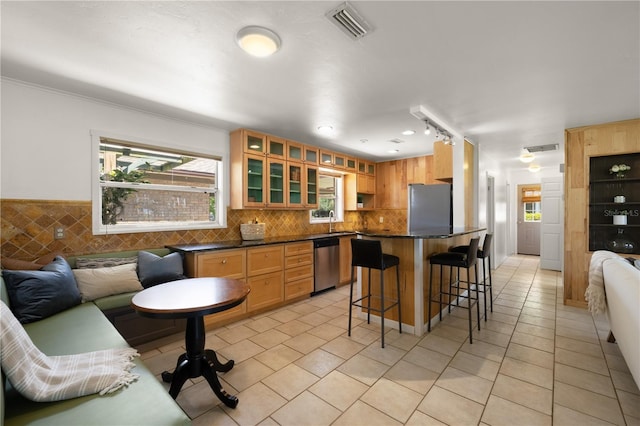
424;121;431;135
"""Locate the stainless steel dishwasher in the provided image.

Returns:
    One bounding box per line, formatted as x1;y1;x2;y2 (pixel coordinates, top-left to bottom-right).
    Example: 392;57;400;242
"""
313;237;340;295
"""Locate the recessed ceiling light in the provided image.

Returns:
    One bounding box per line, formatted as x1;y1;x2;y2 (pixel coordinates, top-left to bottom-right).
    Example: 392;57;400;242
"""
360;139;368;143
528;163;541;172
236;26;281;57
317;125;333;134
520;151;535;163
388;149;399;153
402;130;415;136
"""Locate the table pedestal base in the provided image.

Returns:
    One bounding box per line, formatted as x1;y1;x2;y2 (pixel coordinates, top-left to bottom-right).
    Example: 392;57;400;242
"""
162;317;238;408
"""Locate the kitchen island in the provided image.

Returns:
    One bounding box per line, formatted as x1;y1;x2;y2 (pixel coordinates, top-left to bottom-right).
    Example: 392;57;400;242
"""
355;227;486;336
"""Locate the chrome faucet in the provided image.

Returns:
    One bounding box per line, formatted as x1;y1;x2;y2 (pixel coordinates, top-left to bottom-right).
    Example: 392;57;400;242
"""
328;210;335;233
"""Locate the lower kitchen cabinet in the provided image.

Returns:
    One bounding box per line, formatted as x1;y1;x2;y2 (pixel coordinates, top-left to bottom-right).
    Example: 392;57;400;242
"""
178;240;319;328
247;271;284;311
284;241;314;299
183;249;248;326
339;236;353;285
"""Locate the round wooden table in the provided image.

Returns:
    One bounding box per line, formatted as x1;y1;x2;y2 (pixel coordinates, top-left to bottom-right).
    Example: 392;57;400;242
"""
131;277;250;408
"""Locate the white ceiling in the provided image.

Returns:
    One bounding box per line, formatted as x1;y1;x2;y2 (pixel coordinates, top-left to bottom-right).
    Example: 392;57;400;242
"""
2;1;639;173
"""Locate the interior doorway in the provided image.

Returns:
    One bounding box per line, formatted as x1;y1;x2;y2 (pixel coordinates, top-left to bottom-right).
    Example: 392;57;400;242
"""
487;174;496;260
517;184;541;255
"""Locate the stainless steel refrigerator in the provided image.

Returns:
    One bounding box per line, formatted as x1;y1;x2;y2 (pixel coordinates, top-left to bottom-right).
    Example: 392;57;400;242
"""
407;183;453;232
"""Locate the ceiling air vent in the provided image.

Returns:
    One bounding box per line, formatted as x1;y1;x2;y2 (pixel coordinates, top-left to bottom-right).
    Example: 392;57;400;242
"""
524;143;559;153
326;2;371;40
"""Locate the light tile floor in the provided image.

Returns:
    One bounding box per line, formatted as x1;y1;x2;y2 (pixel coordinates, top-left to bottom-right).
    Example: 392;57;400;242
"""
138;255;639;425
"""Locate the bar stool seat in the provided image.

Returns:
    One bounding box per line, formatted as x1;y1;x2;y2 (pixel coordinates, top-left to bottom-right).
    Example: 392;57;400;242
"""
449;233;493;320
427;237;480;343
348;238;402;348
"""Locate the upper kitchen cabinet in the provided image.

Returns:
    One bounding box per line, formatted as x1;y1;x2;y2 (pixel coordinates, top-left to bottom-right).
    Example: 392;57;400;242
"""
304;146;319;165
287;161;317;208
267;136;286;160
231;129;321;209
433;141;453;181
345;157;357;173
240;129;268;155
267;157;287;208
333;152;346;170
287;140;304;162
320;150;334;167
376;156;435;209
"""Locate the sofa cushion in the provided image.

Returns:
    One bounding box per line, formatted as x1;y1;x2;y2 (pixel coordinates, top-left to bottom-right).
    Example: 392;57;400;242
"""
137;251;186;288
92;291;138;311
3;303;191;426
73;263;143;302
1;257;81;324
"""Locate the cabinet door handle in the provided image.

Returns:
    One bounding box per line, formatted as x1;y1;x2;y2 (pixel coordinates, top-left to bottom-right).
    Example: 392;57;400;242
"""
222;259;227;264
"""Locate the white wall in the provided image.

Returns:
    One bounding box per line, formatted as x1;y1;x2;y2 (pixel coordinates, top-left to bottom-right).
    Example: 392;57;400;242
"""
1;79;230;203
477;144;509;267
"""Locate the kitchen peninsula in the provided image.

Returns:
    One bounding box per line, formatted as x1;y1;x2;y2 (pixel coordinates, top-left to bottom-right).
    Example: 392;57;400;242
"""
355;226;486;336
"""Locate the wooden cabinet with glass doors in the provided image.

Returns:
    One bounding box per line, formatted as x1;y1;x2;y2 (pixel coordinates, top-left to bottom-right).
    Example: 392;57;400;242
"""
231;128;322;209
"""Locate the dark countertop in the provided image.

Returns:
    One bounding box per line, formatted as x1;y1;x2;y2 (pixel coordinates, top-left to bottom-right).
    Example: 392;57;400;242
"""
356;226;486;239
167;227;485;254
167;231;356;253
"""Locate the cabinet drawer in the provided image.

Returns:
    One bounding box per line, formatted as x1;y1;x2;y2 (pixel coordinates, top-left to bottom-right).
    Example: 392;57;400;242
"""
285;263;313;283
284;252;313;269
285;277;313;300
195;249;246;279
247;245;284;277
247;271;284;311
285;241;313;257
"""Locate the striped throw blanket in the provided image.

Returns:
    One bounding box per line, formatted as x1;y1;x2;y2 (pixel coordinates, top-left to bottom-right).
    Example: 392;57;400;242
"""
0;301;139;402
585;250;621;314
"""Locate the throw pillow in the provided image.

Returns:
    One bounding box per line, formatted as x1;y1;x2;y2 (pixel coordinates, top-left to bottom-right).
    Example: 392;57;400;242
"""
75;256;137;269
1;256;81;324
137;251;186;288
72;263;143;302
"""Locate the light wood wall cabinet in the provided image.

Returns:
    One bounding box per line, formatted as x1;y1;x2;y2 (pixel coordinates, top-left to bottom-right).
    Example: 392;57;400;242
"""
564;118;640;308
231;129;319;209
375;156;435;209
232;128;377;210
284;242;314;300
433;141;453;181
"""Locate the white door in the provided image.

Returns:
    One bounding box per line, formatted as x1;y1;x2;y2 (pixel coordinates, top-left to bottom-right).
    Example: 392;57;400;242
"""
540;177;564;271
517;184;541;255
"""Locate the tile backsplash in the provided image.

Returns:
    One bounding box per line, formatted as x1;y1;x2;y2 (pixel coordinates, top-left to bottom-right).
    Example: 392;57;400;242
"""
1;199;408;260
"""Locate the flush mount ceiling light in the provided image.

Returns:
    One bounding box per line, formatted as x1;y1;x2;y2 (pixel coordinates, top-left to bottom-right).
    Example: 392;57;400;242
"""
528;163;541;173
520;150;535;163
236;26;281;57
317;125;334;135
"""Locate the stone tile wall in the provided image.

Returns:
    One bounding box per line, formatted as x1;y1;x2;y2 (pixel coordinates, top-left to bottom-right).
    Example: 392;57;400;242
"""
1;199;406;260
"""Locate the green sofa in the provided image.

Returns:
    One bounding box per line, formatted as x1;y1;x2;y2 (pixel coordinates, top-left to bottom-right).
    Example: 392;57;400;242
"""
1;249;191;426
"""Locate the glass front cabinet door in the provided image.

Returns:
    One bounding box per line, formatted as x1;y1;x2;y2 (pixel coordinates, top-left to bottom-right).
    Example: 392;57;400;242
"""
244;130;267;155
267;158;286;208
288;162;303;208
244;154;266;207
305;166;318;208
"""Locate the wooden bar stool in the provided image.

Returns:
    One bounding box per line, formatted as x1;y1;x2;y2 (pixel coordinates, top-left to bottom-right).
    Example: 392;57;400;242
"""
449;233;493;319
427;237;480;343
348;238;402;348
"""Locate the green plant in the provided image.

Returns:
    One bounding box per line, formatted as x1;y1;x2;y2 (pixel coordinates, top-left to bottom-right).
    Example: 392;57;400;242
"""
101;168;147;225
